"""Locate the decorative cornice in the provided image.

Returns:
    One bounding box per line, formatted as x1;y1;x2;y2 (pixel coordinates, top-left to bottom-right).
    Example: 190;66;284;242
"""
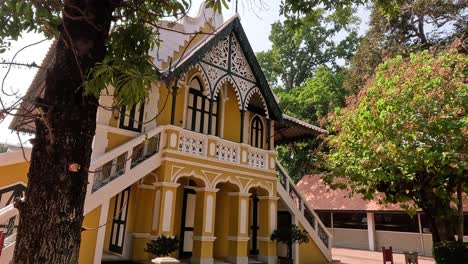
192;236;217;242
227;192;251;197
153;182;180;188
195;187;219;193
227;236;250;242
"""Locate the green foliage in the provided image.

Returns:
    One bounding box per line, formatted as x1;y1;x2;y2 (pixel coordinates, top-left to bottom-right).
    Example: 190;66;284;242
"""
145;235;180;257
326;50;467;215
275;66;347;182
345;1;468;93
270;224;309;245
0;0;227;107
256;13;359;90
277;66;346;122
433;241;468;264
0;144;7;153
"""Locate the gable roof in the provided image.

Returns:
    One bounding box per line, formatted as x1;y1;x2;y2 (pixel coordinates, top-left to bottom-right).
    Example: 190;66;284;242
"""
169;16;283;121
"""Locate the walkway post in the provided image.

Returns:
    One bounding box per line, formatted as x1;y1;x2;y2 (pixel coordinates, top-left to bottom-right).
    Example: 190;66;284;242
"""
367;212;376;251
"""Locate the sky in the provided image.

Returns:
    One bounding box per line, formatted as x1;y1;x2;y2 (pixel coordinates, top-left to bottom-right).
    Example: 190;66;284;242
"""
0;0;368;146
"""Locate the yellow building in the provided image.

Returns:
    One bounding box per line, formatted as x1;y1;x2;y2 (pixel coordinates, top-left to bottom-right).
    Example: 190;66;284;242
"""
0;3;332;264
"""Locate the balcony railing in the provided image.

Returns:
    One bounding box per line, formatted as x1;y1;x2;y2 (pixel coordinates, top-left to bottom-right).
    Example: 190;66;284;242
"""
91;129;162;193
168;126;276;171
91;125;275;194
276;161;331;249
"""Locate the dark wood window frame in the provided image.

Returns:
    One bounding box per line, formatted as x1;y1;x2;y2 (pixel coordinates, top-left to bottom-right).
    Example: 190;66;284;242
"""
119;102;145;132
250;115;264;149
186;78;220;135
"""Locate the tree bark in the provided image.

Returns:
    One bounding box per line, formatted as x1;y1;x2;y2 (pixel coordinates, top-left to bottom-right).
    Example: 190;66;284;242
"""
420;185;457;244
457;183;464;243
13;1;113;263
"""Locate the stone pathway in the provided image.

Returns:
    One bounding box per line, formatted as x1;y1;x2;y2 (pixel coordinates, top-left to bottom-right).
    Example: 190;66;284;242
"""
332;247;435;264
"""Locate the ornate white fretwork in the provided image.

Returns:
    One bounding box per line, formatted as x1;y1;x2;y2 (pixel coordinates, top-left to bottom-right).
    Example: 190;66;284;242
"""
230;34;255;81
178;134;206;156
231;75;255;108
216;141;239;163
199;62;226;94
244;87;269;118
202;35;229;70
248;150;266;169
185;32;269;114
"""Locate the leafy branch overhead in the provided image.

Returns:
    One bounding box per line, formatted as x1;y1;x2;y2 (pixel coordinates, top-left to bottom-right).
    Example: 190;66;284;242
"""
0;0;227;108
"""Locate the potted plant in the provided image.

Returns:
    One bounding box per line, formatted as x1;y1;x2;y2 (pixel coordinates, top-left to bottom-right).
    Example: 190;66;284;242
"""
145;235;180;264
271;224;309;264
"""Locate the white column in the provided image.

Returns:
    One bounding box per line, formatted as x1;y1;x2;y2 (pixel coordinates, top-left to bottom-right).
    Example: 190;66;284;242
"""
292;215;299;264
93;200;109;264
418;213;425;254
367;212;376;251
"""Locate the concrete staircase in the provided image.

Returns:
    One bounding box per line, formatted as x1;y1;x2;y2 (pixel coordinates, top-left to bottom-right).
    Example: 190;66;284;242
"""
275;161;333;262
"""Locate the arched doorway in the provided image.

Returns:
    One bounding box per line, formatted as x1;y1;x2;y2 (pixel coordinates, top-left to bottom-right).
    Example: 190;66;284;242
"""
175;176;206;259
248;186;270;257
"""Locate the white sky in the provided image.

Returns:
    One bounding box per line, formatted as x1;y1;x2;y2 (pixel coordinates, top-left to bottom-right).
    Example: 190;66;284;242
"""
0;0;368;146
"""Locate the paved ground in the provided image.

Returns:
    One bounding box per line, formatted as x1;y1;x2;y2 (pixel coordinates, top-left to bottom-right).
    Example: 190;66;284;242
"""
332;248;435;264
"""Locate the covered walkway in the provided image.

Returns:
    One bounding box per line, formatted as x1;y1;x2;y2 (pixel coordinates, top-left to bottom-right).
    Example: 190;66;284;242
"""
332;247;435;264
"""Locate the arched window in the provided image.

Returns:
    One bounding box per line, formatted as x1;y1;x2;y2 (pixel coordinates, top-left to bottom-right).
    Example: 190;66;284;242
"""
186;77;219;135
250;115;264;149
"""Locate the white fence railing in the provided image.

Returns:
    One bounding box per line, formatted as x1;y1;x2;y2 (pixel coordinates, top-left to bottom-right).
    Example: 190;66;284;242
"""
276;161;332;252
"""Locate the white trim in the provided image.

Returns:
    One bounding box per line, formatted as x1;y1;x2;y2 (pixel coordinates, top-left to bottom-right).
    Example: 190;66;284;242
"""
257;237;271;242
204;194;214;233
93;200;110;264
138;184;155;189
240;198;247;234
227;192;251;197
161;154;276;179
152;190;161;230
192;236;217;242
162;190;174;232
96;124;141;137
153;182;180;188
226;236;250;241
195;187;219;193
270;202;276;234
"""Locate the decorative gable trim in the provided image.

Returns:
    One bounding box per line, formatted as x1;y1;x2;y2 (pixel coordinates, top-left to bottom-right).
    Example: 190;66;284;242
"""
173;17;282;121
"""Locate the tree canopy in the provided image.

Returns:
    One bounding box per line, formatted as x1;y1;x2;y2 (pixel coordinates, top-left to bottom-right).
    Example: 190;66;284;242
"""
256;11;359;90
325;49;467;242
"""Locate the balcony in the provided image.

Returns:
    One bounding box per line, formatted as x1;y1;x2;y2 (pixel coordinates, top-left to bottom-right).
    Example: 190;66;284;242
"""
90;125;277;194
165;125;277;171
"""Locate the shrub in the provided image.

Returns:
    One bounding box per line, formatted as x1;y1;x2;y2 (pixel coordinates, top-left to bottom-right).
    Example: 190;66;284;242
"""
433;241;468;264
145;235;179;257
271;224;309;262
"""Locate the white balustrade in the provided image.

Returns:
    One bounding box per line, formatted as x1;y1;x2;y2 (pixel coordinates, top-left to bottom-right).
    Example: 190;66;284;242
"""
216;140;240;163
248;150;266;169
178;131;207;156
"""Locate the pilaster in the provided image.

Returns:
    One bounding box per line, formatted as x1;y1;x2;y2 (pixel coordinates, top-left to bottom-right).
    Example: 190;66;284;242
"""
226;192;251;264
258;196;278;264
191;188;219;264
152;182;180;236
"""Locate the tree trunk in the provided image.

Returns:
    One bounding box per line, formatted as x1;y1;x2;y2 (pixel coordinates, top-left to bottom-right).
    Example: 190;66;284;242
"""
457;183;464;243
420;185;457;244
12;1;113;263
